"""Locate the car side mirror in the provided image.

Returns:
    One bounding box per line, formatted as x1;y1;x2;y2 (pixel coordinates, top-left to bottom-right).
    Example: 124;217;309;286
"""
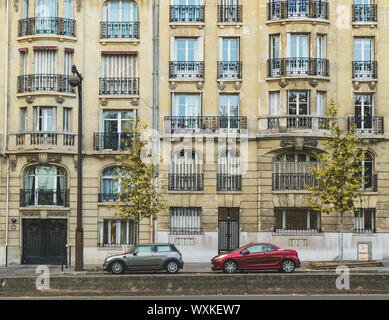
133;252;137;256
242;249;249;255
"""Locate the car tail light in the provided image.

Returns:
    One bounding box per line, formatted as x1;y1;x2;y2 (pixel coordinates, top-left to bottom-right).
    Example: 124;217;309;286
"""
291;250;298;257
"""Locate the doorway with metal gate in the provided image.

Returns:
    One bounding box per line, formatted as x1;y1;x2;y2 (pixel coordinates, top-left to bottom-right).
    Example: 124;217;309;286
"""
218;207;239;253
22;219;67;265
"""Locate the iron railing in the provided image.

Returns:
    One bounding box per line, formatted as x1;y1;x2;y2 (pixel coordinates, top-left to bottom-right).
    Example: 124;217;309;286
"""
168;174;204;191
170;5;205;22
17;74;75;94
217;174;242;191
99;77;139;95
352;4;377;22
267;0;329;20
18;17;76;37
268;58;329;77
165;116;247;134
272;173;317;190
20;189;69;207
217;61;242;79
347;116;384;135
93;132;133;151
353;228;376;233
352;61;377;79
98;193;119;202
218;5;242;23
100;21;139;39
169;61;204;78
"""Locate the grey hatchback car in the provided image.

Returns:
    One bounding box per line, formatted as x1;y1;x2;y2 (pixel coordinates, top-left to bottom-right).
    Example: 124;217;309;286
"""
103;244;184;274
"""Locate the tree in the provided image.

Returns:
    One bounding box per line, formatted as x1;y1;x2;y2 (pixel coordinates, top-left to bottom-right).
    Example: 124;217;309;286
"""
113;119;166;244
305;98;366;263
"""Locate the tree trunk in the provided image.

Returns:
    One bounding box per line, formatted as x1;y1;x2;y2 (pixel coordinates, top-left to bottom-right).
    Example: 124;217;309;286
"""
340;213;344;263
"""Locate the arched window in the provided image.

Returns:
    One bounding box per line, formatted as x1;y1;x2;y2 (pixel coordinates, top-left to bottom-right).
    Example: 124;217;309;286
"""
217;150;241;191
22;165;67;206
169;149;203;191
100;167;121;202
102;1;138;38
273;152;318;190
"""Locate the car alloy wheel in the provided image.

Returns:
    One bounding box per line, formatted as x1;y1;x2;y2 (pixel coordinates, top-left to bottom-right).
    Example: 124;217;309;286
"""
223;260;237;273
111;261;124;274
281;259;295;273
166;261;179;274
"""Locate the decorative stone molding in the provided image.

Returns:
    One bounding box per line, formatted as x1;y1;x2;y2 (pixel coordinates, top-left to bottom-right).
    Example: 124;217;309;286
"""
279;79;288;88
76;0;83;12
48;154;62;163
309;79;318;88
39;153;49;165
169;81;177;91
10;155;17;171
131;98;139;106
233;81;242;91
280;137;318;149
26;96;35;104
100;98;108;106
14;0;19;11
56;95;65;104
26;154;39;163
196;81;204;90
20;211;41;217
73;155;78;169
217;81;225;91
48;211;68;217
352;81;361;90
368;81;377;91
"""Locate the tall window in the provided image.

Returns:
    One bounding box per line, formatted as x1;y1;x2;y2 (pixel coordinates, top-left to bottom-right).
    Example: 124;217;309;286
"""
269;34;280;76
218;150;241;191
22;165;67;206
287;34;309;74
20;107;28;132
171;37;204;78
171;94;201;132
354;208;375;233
219;38;240;78
275;208;321;233
100;110;134;150
354;93;374;133
33;106;56;132
63;108;71;132
353;38;375;78
35;0;58;34
288;90;310;128
219;94;239;131
98;219;136;247
102;0;138;38
316;35;327;76
100;167;121;202
170;207;202;234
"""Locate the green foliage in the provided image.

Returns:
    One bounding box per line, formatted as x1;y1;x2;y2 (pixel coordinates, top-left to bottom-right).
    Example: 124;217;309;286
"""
305;98;366;216
112;119;166;228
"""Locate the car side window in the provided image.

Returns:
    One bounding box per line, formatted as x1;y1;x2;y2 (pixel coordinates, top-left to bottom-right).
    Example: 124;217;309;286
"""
246;244;268;254
157;245;172;252
135;246;152;254
267;245;277;252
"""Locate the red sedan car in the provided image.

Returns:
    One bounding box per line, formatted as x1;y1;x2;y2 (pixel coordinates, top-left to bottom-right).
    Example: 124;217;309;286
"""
211;243;300;273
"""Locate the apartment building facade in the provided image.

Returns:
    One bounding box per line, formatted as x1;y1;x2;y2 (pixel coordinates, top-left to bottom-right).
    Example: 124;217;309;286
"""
0;0;388;266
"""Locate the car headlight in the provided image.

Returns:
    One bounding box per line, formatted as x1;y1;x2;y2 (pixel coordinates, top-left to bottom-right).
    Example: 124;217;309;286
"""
215;254;227;260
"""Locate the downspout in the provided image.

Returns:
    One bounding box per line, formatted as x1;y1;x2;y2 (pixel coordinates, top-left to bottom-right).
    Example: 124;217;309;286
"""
2;0;10;267
151;0;156;243
155;0;160;244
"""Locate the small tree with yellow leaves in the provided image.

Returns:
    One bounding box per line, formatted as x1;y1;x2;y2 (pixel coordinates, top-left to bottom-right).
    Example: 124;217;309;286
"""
306;98;365;262
113;119;166;245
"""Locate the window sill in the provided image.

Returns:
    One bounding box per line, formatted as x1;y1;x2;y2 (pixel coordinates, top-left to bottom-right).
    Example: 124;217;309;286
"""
100;38;140;44
266;18;329;26
17;34;77;42
272;231;322;236
169;22;205;28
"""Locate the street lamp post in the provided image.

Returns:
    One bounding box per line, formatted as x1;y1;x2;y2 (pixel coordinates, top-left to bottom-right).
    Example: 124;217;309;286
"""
68;65;84;271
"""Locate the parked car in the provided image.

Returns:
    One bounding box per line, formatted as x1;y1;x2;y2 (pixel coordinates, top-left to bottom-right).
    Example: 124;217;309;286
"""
211;243;300;273
103;243;184;274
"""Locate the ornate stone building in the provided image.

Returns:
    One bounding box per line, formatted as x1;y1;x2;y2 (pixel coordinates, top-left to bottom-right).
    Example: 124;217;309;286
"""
0;0;388;266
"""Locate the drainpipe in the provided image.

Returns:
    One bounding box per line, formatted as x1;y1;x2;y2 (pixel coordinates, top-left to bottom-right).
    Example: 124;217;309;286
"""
2;0;10;267
155;0;160;244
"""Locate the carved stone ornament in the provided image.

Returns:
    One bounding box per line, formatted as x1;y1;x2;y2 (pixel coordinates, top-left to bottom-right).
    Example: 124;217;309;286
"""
10;155;17;171
279;79;289;88
100;98;108;106
20;211;41;217
196;81;204;90
217;81;225;91
76;0;83;12
26;154;39;163
48;154;62;163
48;211;68;217
169;81;177;91
280;137;318;149
56;95;65;104
26;96;35;104
14;0;19;11
131;98;139;106
368;81;377;91
309;79;318;87
233;81;242;91
352;81;361;90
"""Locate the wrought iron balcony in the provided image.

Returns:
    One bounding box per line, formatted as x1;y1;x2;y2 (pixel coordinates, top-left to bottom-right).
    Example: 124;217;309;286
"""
352;4;377;22
14;132;76;148
267;0;329;20
169;61;204;79
94;132;133;151
217;174;242;191
98;193;119;202
100;21;139;39
20;189;69;207
99;77;139;95
165;116;247;134
218;61;242;79
272;173;317;191
268;58;329;77
263;115;330;131
18;17;75;37
347;116;384;135
352;61;377;79
218;5;242;23
170;5;205;22
17;74;75;94
168;174;204;191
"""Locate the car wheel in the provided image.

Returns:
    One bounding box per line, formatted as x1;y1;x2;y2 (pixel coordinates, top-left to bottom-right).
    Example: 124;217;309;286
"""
166;260;179;274
223;260;238;274
110;261;125;274
280;259;295;273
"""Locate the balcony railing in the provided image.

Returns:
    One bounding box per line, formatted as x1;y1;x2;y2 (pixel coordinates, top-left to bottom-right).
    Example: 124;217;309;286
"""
170;5;205;22
259;116;331;133
168;174;204;191
352;4;377;22
18;17;76;37
218;5;242;23
99;77;139;95
20;189;69;207
100;21;139;39
94;132;133;151
272;173;317;190
268;58;329;77
347;117;384;135
14;132;76;148
165;116;248;134
217;174;242;191
218;61;242;79
169;61;204;79
352;61;377;79
353;228;376;234
267;0;329;20
98;193;119;202
17;74;75;94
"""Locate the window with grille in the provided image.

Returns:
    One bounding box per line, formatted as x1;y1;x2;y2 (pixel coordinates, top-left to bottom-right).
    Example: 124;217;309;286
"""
98;219;136;247
274;208;321;233
170;207;202;234
354;209;375;233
